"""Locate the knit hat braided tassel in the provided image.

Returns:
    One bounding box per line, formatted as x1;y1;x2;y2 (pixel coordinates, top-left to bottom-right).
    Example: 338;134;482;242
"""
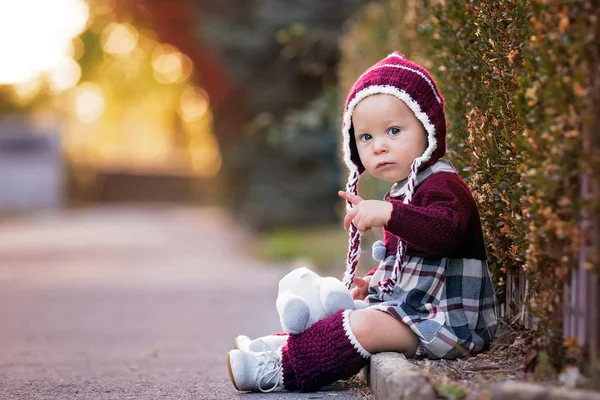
378;158;421;294
340;51;446;293
342;170;361;289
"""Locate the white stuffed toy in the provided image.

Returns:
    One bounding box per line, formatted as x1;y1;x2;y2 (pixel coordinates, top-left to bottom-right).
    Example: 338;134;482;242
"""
276;267;368;334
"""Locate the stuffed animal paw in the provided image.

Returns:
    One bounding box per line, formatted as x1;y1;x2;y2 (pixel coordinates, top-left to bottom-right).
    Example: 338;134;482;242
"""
275;267;367;334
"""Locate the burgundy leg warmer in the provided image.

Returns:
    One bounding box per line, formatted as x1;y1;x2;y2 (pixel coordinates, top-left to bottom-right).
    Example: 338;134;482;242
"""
281;309;371;392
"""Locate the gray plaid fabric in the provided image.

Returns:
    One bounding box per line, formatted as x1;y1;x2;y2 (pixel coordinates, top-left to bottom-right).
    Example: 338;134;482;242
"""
366;254;497;359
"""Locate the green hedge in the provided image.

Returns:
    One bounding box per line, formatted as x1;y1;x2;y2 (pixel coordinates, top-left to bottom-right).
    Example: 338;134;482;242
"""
340;0;598;367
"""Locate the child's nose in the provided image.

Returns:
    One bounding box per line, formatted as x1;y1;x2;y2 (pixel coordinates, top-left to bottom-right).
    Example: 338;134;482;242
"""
373;137;387;153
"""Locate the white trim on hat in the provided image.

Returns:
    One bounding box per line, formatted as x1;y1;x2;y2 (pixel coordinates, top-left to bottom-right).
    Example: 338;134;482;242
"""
342;85;438;172
388;52;406;60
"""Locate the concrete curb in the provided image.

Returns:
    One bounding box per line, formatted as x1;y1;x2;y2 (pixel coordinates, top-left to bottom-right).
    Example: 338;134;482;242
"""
366;353;600;400
369;352;436;400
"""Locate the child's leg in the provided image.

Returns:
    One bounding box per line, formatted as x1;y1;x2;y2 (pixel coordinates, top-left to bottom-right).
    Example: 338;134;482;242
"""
228;309;420;392
349;308;419;355
281;308;418;392
282;309;369;392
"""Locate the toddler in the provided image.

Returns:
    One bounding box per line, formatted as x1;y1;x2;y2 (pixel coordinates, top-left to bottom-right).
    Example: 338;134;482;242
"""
227;52;497;393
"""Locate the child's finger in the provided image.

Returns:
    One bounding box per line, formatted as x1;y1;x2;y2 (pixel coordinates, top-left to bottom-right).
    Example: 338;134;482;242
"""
352;277;367;288
343;192;364;204
351;277;369;300
344;208;358;230
356;220;372;233
338;191;364;205
352;215;368;233
343;208;353;230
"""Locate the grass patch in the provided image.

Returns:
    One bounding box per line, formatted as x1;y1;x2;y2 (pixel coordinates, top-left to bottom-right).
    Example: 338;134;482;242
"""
433;382;467;400
256;225;380;276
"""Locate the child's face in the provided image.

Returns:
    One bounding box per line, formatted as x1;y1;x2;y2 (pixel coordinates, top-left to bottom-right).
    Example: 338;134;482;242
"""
352;94;427;182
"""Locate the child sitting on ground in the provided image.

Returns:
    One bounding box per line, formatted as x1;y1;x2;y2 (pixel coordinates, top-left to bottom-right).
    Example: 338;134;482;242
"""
227;51;498;393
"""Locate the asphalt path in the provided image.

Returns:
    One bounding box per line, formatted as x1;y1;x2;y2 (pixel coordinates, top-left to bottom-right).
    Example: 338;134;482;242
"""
0;207;364;400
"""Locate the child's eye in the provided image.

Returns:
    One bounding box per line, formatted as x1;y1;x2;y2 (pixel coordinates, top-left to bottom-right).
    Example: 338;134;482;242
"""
387;127;401;136
358;133;372;142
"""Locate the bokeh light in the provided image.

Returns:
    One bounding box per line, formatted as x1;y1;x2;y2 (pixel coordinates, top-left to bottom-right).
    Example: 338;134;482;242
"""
49;58;82;93
0;0;89;84
1;0;221;180
179;87;209;122
152;44;184;84
74;83;105;123
102;23;139;56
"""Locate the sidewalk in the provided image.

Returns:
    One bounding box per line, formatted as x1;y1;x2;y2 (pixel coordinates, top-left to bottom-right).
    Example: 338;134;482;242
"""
0;206;363;400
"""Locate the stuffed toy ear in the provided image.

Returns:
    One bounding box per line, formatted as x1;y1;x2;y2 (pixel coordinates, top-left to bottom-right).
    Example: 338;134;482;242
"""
275;267;360;335
276;267;319;334
276;291;311;335
278;266;316;294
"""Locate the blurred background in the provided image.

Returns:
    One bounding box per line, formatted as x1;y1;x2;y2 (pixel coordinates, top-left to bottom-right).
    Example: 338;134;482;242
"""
0;0;385;273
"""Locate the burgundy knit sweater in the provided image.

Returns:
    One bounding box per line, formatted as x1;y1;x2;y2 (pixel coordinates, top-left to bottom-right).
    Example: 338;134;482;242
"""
368;171;486;276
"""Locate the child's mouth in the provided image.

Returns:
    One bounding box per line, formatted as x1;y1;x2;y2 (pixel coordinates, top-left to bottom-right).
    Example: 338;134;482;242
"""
377;162;395;169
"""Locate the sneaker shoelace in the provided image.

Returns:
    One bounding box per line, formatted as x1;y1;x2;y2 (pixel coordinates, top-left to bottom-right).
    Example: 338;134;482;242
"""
255;341;283;393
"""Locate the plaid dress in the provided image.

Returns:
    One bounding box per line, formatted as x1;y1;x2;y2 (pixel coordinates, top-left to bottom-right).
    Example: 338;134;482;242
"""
365;162;498;359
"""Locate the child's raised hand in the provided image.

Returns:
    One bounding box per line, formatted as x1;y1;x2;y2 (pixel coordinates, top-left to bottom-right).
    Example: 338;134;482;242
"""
338;191;393;233
350;276;371;300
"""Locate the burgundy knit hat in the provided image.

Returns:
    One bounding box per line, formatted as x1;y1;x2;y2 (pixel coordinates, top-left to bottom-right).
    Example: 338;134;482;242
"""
341;52;447;293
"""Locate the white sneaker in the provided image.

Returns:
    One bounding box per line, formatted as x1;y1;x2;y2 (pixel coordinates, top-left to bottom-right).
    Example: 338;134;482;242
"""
233;334;289;353
227;346;283;392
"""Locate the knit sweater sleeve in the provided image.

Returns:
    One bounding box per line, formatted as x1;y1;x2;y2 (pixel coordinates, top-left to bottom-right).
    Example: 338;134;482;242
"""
384;173;473;257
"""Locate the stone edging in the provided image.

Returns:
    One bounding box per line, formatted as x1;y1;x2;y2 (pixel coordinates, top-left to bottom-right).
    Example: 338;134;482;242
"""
368;353;600;400
369;352;436;400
